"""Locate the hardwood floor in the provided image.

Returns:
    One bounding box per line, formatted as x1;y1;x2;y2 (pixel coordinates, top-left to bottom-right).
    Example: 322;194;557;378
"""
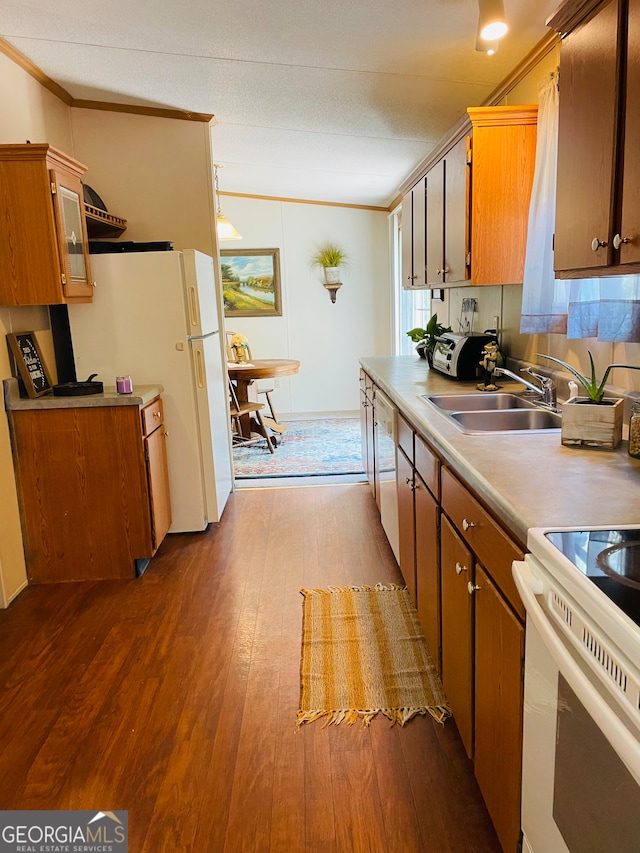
0;483;501;853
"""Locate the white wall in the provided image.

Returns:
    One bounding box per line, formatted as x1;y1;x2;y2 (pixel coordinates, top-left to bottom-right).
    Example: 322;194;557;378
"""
220;195;391;414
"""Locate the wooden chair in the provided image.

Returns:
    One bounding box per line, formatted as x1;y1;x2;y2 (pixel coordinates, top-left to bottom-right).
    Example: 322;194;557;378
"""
225;331;282;428
228;380;275;454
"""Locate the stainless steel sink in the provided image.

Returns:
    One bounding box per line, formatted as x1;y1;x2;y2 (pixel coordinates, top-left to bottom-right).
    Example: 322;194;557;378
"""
449;408;562;433
425;393;536;412
421;391;561;433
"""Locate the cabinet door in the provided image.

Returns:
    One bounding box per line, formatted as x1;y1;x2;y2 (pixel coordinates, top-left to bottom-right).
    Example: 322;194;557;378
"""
146;425;172;550
397;447;416;603
619;0;640;265
402;181;426;289
554;0;620;274
51;167;94;300
426;159;445;285
473;565;524;853
415;472;440;671
440;514;474;757
360;387;374;497
443;136;469;284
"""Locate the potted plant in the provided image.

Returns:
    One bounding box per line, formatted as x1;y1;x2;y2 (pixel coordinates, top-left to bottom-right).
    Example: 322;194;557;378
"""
310;243;348;285
407;314;452;366
538;352;640;449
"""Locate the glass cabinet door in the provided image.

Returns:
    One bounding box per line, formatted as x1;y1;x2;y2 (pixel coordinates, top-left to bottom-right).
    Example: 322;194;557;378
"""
50;168;93;300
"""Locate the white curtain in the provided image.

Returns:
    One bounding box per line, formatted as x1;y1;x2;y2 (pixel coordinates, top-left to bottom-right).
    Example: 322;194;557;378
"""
520;69;570;334
568;276;640;340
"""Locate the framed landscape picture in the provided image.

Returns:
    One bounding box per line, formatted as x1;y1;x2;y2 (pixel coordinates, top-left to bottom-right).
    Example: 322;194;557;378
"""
221;248;282;317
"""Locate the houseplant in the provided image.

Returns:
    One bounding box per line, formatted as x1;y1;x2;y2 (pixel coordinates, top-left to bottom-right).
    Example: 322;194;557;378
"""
407;314;452;366
538;352;640;449
310;243;348;284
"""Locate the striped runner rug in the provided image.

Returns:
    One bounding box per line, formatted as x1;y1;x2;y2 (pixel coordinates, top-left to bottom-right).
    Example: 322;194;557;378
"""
297;584;450;728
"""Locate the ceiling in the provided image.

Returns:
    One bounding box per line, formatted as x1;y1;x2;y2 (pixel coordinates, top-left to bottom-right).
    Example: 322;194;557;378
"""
1;0;559;208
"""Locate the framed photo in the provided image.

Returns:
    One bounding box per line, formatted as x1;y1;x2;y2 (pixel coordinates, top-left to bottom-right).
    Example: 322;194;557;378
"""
221;248;282;317
6;332;54;398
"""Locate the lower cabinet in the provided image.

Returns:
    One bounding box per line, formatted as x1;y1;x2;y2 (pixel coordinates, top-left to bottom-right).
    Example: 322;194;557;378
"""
441;467;524;853
11;396;171;583
397;445;417;602
440;513;474;757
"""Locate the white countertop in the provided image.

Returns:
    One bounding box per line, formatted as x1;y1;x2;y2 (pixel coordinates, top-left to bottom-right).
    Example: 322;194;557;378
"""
360;356;640;546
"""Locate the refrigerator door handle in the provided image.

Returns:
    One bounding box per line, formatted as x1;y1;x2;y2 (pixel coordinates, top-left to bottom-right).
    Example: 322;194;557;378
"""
188;286;200;331
195;346;206;389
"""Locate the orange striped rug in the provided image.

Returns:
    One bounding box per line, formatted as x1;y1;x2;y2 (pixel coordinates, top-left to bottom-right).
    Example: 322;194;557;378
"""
297;584;450;728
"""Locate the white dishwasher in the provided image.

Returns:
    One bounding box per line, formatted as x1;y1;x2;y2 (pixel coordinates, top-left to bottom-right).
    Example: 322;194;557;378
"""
373;388;399;562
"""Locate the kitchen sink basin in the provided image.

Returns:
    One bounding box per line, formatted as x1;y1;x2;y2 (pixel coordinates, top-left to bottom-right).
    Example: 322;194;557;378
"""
450;408;562;433
422;392;561;433
425;393;536;412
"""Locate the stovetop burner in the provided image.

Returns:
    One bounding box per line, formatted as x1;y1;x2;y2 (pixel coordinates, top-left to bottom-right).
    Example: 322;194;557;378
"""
545;529;640;626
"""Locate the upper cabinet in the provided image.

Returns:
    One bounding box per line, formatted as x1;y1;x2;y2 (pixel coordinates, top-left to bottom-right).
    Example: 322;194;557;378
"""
551;0;640;277
466;106;538;285
0;143;94;305
402;105;537;289
401;177;426;289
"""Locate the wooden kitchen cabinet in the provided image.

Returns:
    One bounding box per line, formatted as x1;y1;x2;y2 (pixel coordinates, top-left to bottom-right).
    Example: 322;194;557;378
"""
440;513;474;757
401;177;427;289
550;0;640;276
10;396;171;583
397;444;417;603
441;466;524;853
466;107;538;285
425;136;469;286
474;565;524;853
0;143;94;305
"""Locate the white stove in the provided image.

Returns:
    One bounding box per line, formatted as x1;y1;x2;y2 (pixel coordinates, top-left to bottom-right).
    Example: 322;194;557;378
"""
513;527;640;853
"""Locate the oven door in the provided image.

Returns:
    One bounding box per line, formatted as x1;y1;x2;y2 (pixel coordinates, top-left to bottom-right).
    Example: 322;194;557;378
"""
513;558;640;853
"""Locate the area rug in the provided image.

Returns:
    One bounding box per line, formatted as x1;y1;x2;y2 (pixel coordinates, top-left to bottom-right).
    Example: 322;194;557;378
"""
232;417;366;478
297;584;450;728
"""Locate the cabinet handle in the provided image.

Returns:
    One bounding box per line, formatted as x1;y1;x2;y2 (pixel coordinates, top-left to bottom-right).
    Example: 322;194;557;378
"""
455;562;468;574
163;430;169;437
591;237;608;251
613;233;630;249
91;281;97;288
467;581;481;595
462;518;476;531
154;411;161;418
405;477;412;485
407;275;418;280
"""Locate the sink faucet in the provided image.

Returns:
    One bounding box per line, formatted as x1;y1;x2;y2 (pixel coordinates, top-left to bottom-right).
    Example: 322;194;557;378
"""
493;366;558;410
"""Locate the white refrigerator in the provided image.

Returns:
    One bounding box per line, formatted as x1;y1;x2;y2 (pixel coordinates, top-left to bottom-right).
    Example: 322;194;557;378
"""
68;249;233;532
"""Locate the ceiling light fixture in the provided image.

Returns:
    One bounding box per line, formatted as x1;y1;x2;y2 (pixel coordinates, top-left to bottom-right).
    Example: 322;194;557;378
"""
213;163;242;241
475;31;499;55
477;0;508;42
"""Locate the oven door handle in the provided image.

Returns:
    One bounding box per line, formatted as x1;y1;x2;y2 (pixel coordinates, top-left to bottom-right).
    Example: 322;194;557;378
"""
513;559;640;786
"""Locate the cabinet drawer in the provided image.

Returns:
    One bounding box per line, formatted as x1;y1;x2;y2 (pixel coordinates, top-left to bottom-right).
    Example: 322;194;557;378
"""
397;413;414;462
441;468;524;617
142;397;164;436
415;432;439;498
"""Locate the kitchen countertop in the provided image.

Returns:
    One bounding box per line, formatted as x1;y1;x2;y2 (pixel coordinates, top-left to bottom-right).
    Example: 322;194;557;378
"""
3;378;163;411
361;356;640;546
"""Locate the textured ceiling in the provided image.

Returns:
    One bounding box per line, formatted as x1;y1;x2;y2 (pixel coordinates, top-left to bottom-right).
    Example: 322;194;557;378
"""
1;0;559;206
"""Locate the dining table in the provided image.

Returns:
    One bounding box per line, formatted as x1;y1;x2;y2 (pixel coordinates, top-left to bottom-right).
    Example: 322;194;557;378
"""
227;358;300;440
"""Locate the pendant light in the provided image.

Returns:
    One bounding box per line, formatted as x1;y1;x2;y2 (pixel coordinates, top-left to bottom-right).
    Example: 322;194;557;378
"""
477;0;508;41
214;163;242;241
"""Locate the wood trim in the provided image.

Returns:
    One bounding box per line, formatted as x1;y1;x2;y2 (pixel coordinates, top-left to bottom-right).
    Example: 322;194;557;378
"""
219;190;388;212
0;37;73;105
546;0;607;34
467;105;538;127
71;99;215;124
397;30;560;197
0;37;215;123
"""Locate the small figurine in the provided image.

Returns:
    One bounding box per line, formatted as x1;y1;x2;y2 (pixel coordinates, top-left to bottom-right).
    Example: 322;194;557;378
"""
477;341;503;391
